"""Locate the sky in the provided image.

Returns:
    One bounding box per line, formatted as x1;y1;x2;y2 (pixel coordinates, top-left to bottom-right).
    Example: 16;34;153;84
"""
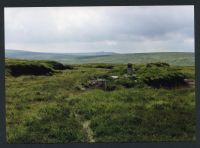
5;6;194;53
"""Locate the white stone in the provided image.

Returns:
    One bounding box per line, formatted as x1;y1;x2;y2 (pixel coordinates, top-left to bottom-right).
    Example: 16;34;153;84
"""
111;76;119;79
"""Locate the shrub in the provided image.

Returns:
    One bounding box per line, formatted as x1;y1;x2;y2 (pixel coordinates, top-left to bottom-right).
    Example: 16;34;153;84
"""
106;82;117;91
47;61;73;70
5;59;74;76
116;77;136;88
44;61;67;70
95;65;114;69
7;63;53;76
146;62;170;68
63;64;74;70
140;66;186;88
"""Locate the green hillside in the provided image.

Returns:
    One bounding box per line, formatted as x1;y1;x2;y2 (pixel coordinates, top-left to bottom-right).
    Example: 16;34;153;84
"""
62;52;194;66
6;50;194;66
6;58;195;143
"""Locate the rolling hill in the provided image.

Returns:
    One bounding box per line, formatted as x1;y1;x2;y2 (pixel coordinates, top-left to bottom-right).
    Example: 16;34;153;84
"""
5;49;194;66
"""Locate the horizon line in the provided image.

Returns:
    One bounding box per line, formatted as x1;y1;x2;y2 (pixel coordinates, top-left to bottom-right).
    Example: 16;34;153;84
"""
5;49;194;54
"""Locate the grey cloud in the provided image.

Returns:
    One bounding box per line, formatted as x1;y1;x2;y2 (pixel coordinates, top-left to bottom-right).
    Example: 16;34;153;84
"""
5;6;194;53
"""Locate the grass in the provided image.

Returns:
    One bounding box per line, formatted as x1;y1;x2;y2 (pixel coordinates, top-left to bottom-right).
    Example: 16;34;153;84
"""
73;52;194;66
6;51;194;66
71;88;195;142
6;58;195;143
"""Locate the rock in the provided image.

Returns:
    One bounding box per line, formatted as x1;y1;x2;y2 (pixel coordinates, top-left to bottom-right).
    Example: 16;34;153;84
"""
111;76;119;79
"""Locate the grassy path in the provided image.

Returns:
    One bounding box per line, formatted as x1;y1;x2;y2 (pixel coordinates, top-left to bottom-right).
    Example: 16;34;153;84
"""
82;120;95;143
74;113;95;142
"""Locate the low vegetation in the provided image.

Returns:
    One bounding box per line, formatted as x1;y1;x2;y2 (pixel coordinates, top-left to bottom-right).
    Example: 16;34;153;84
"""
6;59;195;143
6;50;195;66
5;58;73;76
138;64;187;88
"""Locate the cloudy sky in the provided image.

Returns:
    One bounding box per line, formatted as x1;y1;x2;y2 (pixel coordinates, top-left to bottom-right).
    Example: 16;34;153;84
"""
5;6;194;53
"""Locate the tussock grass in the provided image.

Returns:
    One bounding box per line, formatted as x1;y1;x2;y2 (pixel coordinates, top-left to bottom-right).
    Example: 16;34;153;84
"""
6;59;195;143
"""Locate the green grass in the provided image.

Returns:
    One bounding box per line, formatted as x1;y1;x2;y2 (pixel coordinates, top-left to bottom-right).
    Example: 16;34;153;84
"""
6;51;195;66
6;58;195;143
69;52;194;66
71;88;195;142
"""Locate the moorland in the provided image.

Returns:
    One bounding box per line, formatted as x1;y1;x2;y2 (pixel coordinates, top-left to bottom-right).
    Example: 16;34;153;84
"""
5;51;195;143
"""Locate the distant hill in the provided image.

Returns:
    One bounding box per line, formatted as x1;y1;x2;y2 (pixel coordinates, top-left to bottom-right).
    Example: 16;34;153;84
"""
76;52;194;66
5;49;194;66
5;49;115;58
